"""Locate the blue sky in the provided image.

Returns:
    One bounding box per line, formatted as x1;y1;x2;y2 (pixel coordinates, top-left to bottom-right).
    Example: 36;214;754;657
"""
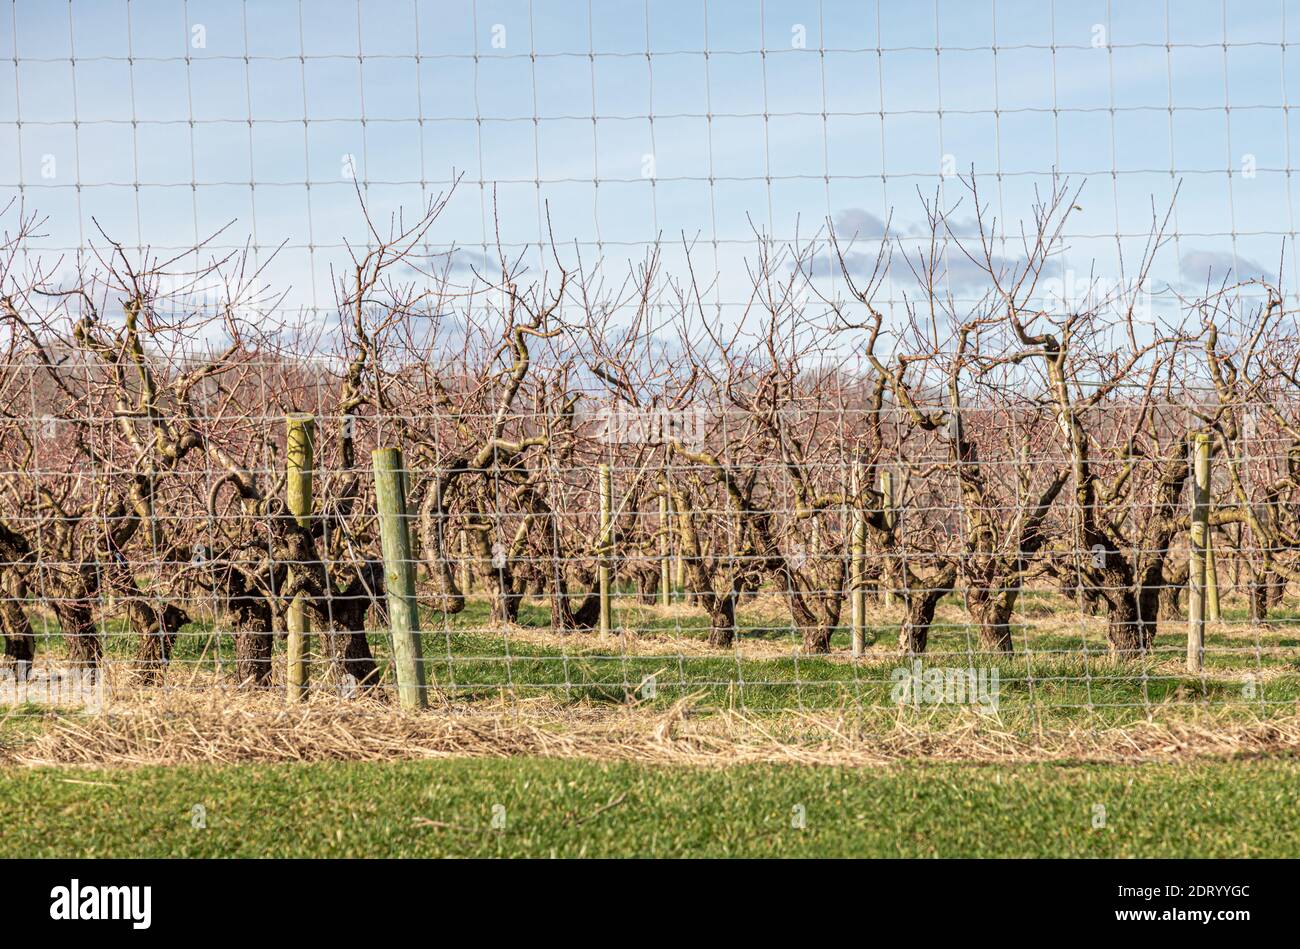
3;0;1299;336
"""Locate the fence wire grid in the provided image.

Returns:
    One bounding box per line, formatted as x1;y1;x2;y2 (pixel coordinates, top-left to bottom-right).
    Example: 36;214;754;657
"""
2;0;1300;725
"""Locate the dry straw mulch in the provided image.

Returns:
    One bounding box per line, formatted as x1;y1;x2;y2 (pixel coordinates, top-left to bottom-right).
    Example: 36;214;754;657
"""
4;687;1300;769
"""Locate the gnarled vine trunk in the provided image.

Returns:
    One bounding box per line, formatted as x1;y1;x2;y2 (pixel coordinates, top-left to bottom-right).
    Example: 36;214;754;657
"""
899;566;956;655
0;583;34;672
966;587;1016;652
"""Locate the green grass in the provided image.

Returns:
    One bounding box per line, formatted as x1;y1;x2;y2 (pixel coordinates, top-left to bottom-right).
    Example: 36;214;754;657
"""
9;589;1298;859
1;755;1296;857
17;591;1300;729
9;590;1296;860
426;627;1300;723
394;594;1300;724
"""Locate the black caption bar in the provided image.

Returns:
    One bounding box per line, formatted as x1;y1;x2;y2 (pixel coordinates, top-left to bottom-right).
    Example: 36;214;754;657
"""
0;858;1276;936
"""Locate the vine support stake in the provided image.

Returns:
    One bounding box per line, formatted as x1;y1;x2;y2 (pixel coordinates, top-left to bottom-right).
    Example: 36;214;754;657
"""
373;447;427;710
599;463;613;636
659;492;672;607
285;413;314;702
1206;528;1221;623
674;487;688;600
851;459;867;657
880;469;895;609
1188;432;1211;673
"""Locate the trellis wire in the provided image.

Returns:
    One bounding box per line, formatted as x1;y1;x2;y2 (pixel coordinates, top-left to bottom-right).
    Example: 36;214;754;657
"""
0;0;1297;721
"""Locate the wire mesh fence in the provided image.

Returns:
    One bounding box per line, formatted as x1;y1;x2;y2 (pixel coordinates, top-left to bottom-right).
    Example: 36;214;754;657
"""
0;291;1296;727
2;1;1299;728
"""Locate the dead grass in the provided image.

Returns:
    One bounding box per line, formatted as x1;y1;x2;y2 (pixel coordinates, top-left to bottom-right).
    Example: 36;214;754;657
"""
5;686;1299;770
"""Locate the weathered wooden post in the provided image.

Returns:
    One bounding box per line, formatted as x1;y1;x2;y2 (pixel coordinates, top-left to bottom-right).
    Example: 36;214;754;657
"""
285;413;314;702
659;492;672;607
850;459;867;657
674;532;687;593
373;447;427;710
1206;530;1221;622
880;469;895;608
599;463;613;636
1188;433;1210;672
674;494;689;604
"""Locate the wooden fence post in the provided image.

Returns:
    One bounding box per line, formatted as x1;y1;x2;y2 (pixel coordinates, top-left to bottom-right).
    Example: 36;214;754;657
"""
850;459;866;657
1206;530;1221;622
880;469;895;608
1188;432;1210;673
599;463;613;636
285;413;314;702
673;489;688;601
373;447;427;710
659;492;672;607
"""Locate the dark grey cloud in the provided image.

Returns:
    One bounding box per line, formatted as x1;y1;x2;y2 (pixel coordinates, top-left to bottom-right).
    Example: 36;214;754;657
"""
397;247;498;280
801;248;880;282
833;208;891;239
832;208;988;241
801;242;1023;294
937;216;985;239
924;250;1024;290
826;208;1021;289
1180;249;1275;286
